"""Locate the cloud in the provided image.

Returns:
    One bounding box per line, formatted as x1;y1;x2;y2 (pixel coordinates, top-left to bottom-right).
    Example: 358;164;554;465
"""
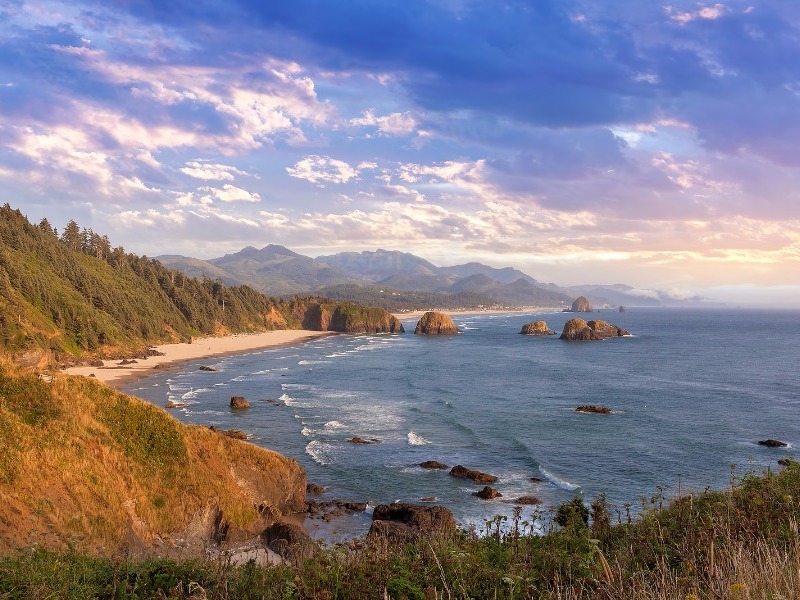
286;155;361;185
350;109;417;136
180;161;250;181
198;185;261;203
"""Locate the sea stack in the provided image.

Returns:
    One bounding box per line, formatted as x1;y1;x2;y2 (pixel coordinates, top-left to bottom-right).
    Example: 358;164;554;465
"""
414;311;461;335
560;318;629;341
570;296;593;312
520;321;556;335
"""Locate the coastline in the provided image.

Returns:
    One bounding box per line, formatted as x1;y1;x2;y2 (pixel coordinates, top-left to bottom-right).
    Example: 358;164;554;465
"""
392;307;563;320
63;330;334;388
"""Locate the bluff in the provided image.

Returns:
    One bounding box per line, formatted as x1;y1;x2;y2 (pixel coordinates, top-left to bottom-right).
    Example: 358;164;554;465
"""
414;311;461;335
0;366;305;557
295;300;403;334
560;318;629;341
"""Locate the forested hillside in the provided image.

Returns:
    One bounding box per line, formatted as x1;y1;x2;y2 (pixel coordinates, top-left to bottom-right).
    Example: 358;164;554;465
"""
0;204;400;367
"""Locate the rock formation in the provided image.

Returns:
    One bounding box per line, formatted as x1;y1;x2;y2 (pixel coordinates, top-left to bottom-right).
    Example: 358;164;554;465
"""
368;503;456;543
513;495;542;505
261;522;312;560
449;465;498;484
349;436;380;444
570;296;593;312
520;321;556;335
230;396;251;409
298;301;404;334
414;311;461;335
560;318;629;341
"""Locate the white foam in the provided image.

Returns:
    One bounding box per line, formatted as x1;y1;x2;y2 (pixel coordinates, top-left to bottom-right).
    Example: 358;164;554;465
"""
324;420;345;430
306;440;335;466
299;360;330;365
407;431;431;446
539;466;579;491
181;387;210;400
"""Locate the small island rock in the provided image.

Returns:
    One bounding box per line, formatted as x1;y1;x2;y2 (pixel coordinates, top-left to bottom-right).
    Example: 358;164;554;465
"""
571;296;593;312
449;465;499;484
513;495;542;505
414;311;461;335
199;365;217;372
520;321;556;336
758;439;788;448
560;318;629;341
230;396;250;409
349;436;380;444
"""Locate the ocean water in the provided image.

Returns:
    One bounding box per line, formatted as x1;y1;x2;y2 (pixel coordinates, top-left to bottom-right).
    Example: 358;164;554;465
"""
124;308;800;538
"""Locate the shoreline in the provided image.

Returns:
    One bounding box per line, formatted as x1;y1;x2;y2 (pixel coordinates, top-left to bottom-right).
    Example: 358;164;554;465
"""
63;330;335;388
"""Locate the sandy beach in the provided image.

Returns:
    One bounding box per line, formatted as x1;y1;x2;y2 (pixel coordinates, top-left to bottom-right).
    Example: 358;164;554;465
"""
64;330;334;388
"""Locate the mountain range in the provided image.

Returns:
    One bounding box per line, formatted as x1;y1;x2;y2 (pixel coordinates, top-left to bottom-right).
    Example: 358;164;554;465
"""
158;247;707;311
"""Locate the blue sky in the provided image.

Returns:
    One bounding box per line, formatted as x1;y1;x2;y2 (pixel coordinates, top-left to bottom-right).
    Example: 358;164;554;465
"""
1;1;799;304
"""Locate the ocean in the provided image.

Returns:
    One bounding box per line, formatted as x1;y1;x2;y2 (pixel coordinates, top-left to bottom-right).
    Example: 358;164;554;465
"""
123;308;800;539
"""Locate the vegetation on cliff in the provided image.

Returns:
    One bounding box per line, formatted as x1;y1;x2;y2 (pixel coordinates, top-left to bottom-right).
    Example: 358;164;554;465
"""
0;204;400;367
0;365;305;556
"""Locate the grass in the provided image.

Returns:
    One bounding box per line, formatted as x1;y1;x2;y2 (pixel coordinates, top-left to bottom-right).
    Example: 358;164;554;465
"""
1;462;799;598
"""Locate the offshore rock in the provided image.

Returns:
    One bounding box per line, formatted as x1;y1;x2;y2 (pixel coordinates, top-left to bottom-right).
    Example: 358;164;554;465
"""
571;296;593;312
420;460;449;470
230;396;251;409
758;439;788;448
449;465;498;484
576;405;612;414
520;321;556;335
414;311;461;335
368;503;456;543
473;486;501;500
560;318;629;341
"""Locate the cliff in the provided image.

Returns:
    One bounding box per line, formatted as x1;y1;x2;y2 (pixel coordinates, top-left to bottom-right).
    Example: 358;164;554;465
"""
0;367;306;557
414;311;461;335
291;299;403;334
559;318;629;341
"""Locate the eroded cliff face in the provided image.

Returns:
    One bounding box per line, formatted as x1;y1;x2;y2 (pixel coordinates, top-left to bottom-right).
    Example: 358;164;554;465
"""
414;311;461;335
559;318;629;341
297;301;403;334
0;370;306;558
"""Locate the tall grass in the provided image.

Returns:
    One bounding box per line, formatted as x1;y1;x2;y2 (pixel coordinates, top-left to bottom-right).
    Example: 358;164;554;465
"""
2;462;799;598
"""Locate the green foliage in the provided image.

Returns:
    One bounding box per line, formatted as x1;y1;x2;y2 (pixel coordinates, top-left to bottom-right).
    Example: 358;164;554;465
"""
555;496;589;528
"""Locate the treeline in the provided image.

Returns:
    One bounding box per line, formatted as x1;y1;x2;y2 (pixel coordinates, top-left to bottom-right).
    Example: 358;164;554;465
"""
0;204;396;364
315;283;503;312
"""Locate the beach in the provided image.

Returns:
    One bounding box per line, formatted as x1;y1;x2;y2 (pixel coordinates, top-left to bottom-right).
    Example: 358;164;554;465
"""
64;330;334;387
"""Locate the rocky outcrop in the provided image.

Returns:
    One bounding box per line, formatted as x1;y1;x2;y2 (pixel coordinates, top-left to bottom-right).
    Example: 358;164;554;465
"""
473;486;501;499
420;460;448;470
199;365;217;372
349;436;380;444
230;396;251;409
299;301;403;334
414;311;461;335
368;503;456;543
513;495;542;505
306;499;367;522
758;439;788;448
449;465;498;484
520;321;556;335
560;318;629;341
261;522;312;560
306;483;327;495
576;405;612;414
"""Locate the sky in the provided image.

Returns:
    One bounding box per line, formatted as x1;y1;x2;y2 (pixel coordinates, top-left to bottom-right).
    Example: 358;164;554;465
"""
1;1;799;305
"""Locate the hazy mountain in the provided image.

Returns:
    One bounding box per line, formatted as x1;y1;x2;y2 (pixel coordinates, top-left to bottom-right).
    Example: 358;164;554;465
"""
157;255;244;287
439;263;537;285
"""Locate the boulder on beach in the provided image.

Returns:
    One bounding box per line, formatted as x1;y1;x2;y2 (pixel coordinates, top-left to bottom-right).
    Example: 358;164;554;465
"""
472;486;501;500
230;396;251;409
758;439;788;448
520;321;556;336
576;405;612;414
420;460;448;470
261;522;312;560
560;318;629;341
449;465;498;484
414;311;461;335
570;296;593;313
368;503;456;543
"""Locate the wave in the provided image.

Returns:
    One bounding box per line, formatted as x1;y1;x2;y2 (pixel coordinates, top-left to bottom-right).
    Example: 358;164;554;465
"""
298;360;331;365
301;426;315;437
306;440;335;466
281;383;314;391
181;387;211;400
324;420;345;430
538;466;579;491
407;431;431;446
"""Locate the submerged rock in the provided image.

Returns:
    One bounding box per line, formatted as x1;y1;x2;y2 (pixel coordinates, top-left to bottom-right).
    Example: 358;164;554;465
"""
520;321;556;335
349;436;380;444
513;495;542;505
758;439;788;448
472;486;501;500
560;318;629;341
199;365;217;372
449;465;498;484
414;311;461;335
368;503;456;543
420;460;449;470
576;405;612;414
